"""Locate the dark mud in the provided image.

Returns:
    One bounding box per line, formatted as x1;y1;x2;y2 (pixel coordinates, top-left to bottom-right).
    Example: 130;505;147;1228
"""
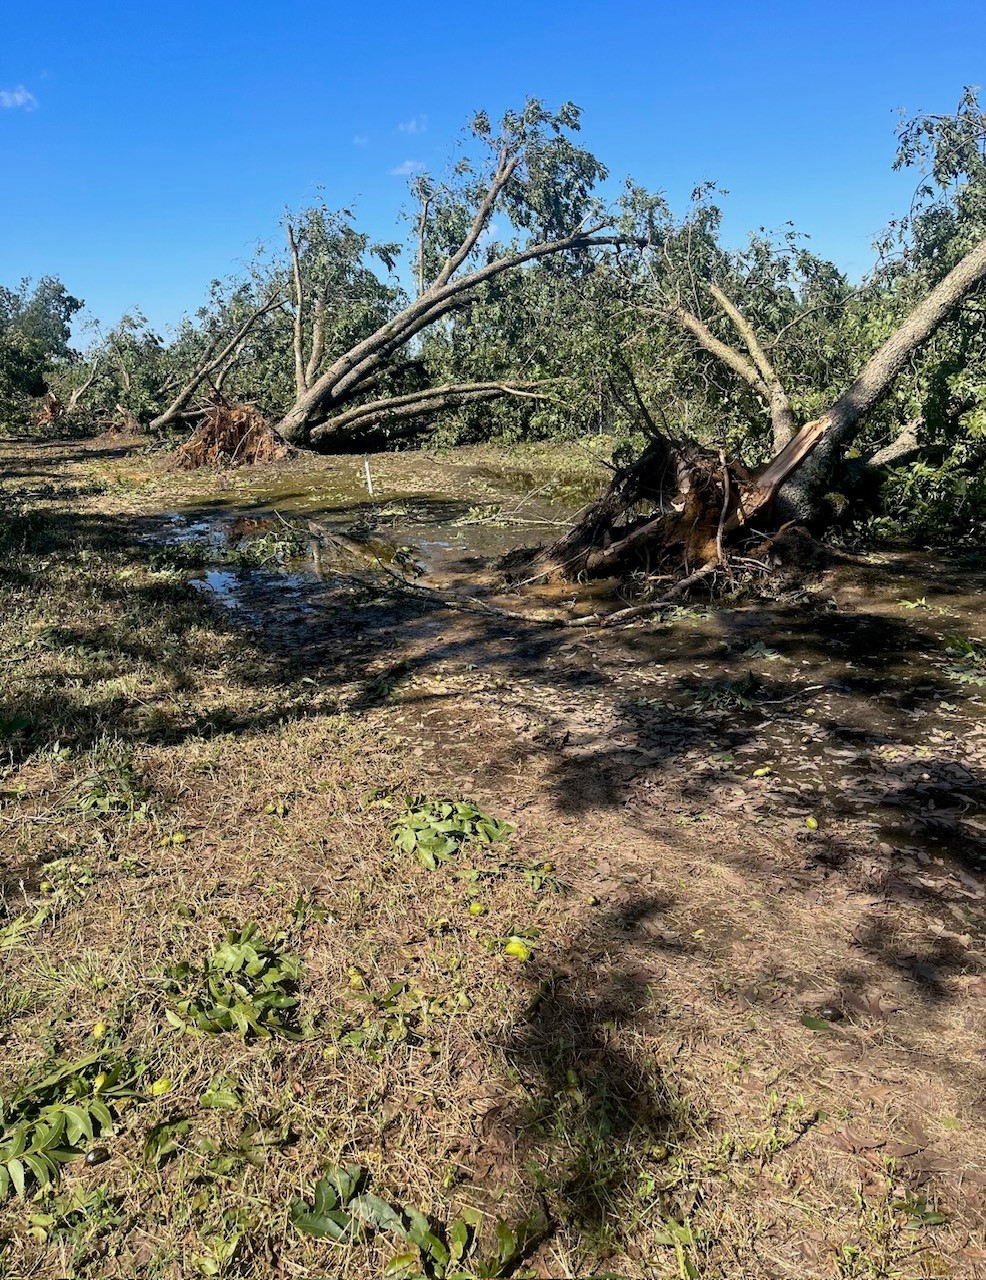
150;459;986;921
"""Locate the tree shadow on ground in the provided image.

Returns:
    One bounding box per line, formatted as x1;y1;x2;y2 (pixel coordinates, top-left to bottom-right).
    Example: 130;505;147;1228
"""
7;440;986;1267
500;894;694;1249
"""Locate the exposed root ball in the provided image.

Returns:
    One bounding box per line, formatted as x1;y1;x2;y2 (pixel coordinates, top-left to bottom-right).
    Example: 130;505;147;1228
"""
36;391;63;426
174;402;293;469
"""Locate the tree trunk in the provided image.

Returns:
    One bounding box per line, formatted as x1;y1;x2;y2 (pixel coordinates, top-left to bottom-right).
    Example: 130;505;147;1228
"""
765;236;986;523
275;229;629;447
308;382;546;446
532;234;986;581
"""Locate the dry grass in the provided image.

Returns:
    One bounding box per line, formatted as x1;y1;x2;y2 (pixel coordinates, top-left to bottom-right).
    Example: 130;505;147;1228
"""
0;438;984;1279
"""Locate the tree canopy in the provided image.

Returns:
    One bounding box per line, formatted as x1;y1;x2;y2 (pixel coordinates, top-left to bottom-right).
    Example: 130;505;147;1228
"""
7;91;986;543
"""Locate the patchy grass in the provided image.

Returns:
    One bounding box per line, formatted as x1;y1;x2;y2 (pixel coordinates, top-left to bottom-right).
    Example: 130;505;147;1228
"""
1;437;985;1278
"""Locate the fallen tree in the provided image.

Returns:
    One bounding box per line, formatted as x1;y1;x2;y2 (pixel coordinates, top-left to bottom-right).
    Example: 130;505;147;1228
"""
529;233;986;583
275;102;636;449
149;291;285;433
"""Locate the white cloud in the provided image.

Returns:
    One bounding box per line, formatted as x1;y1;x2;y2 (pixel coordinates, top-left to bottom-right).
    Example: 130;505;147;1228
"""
397;114;427;135
0;85;37;110
352;134;369;145
389;160;424;176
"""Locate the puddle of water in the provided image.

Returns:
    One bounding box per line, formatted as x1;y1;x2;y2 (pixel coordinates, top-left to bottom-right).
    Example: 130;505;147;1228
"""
148;452;986;880
167;455;603;585
190;569;243;607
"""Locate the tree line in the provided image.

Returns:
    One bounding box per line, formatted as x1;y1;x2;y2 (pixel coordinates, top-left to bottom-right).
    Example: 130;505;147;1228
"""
5;92;986;554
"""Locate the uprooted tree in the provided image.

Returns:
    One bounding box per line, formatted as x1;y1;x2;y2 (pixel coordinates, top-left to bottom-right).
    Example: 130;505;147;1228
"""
529;239;986;584
529;96;986;583
273;101;637;449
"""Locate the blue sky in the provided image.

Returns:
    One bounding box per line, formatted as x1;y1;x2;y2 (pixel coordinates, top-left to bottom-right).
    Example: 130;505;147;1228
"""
2;0;983;338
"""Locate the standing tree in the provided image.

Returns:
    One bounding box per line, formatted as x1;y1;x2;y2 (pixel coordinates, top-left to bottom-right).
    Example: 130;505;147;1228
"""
0;277;83;422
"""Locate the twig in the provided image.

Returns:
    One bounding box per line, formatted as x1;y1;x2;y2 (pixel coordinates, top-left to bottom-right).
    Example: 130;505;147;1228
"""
564;562;718;628
759;684;826;705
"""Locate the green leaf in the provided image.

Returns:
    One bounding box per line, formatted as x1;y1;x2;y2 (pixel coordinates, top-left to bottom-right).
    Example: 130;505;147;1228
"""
290;1205;356;1241
800;1015;831;1031
144;1118;190;1168
7;1158;26;1198
406;1208;449;1268
350;1193;406;1235
495;1220;516;1264
89;1099;114;1131
21;1153;53;1186
448;1218;470;1261
324;1162;362;1205
62;1104;94;1146
199;1088;241;1110
384;1253;422;1277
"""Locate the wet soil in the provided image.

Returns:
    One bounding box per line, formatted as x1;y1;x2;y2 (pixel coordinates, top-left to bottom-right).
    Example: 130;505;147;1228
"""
9;435;986;1274
153;453;986;894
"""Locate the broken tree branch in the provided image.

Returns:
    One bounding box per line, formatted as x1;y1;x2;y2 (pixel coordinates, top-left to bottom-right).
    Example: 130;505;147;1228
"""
149;291;285;432
708;283;797;449
309;381;547;444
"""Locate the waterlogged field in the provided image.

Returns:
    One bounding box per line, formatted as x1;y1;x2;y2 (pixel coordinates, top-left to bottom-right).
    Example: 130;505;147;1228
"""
3;435;986;1279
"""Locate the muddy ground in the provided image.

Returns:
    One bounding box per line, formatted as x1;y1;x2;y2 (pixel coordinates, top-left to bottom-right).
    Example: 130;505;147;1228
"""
3;434;986;1279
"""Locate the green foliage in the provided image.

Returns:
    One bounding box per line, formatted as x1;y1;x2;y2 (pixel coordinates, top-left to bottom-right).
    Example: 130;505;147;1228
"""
891;1191;947;1231
72;740;149;819
290;1163;538;1278
873;454;986;543
225;524;310;567
691;672;761;711
161;923;302;1038
144;1115;191;1168
0;1053;144;1199
391;799;514;870
38;854;95;903
11;91;986;540
334;979;472;1059
0;276;83;425
943;635;986;685
26;1185;124;1252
